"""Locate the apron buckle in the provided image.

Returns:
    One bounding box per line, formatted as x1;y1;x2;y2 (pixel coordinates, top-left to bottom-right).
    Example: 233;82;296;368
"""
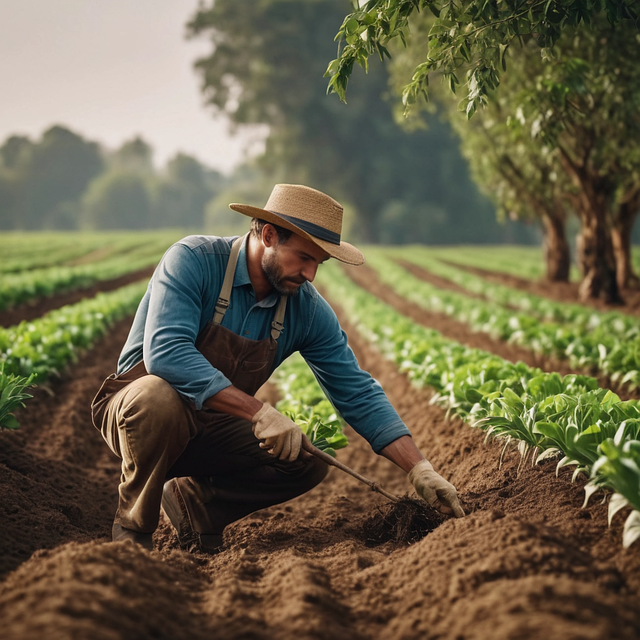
270;320;284;340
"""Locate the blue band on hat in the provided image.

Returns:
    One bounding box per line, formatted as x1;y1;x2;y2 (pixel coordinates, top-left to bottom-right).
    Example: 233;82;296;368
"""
270;212;341;245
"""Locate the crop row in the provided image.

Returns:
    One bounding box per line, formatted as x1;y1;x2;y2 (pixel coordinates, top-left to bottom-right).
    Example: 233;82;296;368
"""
428;244;640;283
318;262;640;548
0;235;111;273
0;281;148;385
424;244;556;280
389;246;640;328
367;249;640;388
0;231;177;274
0;281;148;429
0;236;174;311
0;279;348;454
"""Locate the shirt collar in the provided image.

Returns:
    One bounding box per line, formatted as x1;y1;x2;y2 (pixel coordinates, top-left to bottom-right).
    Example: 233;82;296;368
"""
233;234;279;307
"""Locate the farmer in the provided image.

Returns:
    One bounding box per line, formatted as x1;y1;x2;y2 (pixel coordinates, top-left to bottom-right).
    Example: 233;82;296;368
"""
91;183;464;552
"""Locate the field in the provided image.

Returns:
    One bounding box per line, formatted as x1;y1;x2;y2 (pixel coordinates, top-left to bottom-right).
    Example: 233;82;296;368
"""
1;233;640;640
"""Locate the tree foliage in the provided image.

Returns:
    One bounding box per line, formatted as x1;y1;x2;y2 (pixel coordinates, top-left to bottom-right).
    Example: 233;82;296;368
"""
154;153;224;228
387;12;640;297
326;0;639;117
187;0;534;244
0;126;104;230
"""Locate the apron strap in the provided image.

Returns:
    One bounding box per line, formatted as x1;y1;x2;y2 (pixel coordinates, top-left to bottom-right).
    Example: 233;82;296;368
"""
213;235;245;325
214;234;288;342
270;294;287;340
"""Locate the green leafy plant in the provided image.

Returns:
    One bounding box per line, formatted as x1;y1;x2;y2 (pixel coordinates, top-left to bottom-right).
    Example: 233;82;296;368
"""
274;353;348;457
0;367;35;429
0;281;148;382
283;407;348;457
589;429;640;548
317;260;640;546
367;248;640;388
0;233;175;311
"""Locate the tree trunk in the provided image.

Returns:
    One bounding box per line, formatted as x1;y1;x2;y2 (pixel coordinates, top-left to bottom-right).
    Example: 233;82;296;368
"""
541;209;571;282
576;209;622;304
559;146;623;304
611;196;640;290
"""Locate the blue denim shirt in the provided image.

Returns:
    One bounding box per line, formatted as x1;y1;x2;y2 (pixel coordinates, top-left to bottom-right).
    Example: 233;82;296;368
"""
118;235;410;453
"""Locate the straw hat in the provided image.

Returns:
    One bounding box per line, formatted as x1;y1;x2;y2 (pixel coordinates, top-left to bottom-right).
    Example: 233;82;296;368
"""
229;183;365;265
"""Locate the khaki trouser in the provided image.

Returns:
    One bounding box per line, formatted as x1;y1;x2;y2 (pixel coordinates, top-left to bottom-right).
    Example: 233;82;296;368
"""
93;374;327;533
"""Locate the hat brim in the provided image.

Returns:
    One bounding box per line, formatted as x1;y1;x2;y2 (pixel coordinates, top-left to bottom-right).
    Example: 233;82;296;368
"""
229;203;365;266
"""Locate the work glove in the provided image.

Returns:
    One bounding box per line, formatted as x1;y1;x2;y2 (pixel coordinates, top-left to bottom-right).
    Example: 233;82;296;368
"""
251;403;303;462
408;460;465;518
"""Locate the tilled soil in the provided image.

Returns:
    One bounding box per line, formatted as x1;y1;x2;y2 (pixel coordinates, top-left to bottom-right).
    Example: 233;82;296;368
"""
1;266;640;640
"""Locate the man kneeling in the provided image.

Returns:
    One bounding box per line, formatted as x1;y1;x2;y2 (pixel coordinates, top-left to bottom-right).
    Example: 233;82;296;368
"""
91;184;464;552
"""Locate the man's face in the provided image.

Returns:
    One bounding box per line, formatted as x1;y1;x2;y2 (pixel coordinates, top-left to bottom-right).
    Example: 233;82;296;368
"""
261;232;330;296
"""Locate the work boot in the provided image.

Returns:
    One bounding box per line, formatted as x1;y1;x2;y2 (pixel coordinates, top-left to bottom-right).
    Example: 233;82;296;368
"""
161;477;224;554
112;522;154;551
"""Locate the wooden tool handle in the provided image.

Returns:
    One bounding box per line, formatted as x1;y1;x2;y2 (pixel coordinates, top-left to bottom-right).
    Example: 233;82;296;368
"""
301;436;401;503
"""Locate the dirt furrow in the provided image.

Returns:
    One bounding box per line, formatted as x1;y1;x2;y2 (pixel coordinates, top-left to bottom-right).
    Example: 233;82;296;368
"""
344;263;575;375
325;288;640;640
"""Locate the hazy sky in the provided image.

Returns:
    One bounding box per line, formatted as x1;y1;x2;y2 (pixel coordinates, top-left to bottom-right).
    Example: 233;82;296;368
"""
0;0;265;173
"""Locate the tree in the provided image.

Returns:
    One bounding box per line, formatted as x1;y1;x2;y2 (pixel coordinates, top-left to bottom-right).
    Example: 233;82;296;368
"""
325;0;639;116
81;170;152;230
1;126;104;229
204;164;275;236
0;136;32;229
0;135;32;170
455;106;573;282
382;10;640;299
387;14;576;281
111;136;155;174
187;0;530;245
153;153;224;228
512;21;640;301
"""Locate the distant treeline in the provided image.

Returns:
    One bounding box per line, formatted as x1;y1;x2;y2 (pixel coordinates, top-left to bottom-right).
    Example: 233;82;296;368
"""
0;126;225;232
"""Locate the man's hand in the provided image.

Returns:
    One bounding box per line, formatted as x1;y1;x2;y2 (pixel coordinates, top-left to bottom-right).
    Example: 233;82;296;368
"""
408;460;465;518
251;403;303;462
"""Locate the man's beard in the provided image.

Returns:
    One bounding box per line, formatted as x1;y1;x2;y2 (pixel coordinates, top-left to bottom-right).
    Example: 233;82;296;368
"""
261;249;304;297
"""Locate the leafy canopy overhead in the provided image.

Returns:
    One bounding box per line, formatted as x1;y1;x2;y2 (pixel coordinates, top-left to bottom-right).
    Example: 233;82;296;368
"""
325;0;640;117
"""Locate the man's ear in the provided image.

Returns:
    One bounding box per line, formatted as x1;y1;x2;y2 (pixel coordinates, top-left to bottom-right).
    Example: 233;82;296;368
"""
261;223;278;248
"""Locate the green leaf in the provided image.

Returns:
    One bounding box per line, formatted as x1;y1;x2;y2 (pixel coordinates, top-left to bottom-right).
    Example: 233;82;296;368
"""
608;492;629;525
345;17;360;34
0;414;20;430
623;510;640;548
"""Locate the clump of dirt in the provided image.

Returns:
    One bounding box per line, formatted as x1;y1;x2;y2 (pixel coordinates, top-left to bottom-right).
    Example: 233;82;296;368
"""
352;496;445;546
